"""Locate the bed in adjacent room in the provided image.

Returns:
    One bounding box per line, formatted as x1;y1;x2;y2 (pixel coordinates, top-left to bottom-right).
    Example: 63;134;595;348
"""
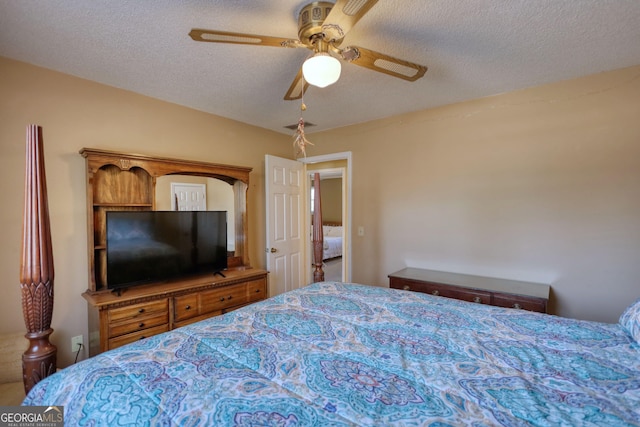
24;282;640;426
322;223;343;260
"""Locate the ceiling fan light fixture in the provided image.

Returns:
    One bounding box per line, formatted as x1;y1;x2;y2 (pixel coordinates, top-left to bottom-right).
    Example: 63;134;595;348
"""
302;53;341;88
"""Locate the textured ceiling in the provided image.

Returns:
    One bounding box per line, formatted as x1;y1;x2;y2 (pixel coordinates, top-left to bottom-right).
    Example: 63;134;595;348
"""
1;0;640;134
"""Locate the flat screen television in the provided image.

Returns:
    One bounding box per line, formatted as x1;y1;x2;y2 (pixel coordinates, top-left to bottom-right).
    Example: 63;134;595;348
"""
106;210;227;290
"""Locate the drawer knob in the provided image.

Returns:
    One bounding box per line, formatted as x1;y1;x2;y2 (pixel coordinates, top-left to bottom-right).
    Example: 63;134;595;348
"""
185;305;191;310
473;296;482;303
513;303;522;309
402;285;410;291
138;308;145;314
255;289;260;293
432;290;439;296
227;296;233;300
138;322;145;328
220;297;225;302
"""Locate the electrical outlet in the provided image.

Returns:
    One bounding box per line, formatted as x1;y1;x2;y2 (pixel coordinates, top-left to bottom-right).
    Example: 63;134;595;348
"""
71;335;83;352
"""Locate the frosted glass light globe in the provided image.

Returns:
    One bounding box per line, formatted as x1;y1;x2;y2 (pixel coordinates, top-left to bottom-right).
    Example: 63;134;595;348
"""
302;53;341;88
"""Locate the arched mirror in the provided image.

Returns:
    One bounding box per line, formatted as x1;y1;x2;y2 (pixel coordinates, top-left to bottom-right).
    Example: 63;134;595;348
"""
156;175;236;254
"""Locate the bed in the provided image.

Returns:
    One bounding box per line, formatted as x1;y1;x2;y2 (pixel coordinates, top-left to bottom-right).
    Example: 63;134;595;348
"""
322;224;343;260
24;282;640;426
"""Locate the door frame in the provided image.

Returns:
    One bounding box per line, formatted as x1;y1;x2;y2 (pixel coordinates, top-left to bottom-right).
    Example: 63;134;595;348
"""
299;151;352;283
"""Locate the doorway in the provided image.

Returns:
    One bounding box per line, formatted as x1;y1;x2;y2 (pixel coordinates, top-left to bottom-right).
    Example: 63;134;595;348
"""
300;152;352;283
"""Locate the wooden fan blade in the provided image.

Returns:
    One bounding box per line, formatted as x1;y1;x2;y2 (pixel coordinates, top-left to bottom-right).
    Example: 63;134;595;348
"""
284;68;310;101
340;46;427;81
322;0;379;42
189;29;303;48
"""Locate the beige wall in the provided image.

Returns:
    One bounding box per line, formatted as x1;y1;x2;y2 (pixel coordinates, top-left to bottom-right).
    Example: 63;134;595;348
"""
311;65;640;324
3;55;639;368
318;178;342;224
0;57;291;366
306;160;348;227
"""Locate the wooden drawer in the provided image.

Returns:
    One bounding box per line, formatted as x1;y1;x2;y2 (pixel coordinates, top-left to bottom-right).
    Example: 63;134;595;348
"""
109;312;168;337
246;278;267;303
174;282;252;323
200;284;248;314
108;324;169;350
391;278;491;304
440;286;491;305
173;310;223;329
107;299;169;338
390;278;439;295
174;299;257;331
492;292;547;313
173;294;199;322
108;299;169;323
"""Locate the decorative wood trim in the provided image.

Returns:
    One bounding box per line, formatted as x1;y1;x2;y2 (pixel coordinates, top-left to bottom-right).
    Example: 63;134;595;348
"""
79;148;252;184
83;269;268;310
20;125;57;393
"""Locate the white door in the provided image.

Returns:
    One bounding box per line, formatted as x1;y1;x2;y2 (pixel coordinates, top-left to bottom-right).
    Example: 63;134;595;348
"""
171;183;206;211
265;155;306;297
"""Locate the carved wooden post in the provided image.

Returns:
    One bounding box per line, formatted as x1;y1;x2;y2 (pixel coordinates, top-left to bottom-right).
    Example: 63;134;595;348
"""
20;125;57;393
312;173;324;282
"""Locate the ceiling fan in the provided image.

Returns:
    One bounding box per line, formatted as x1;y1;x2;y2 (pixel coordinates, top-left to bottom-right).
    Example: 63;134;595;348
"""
189;0;427;101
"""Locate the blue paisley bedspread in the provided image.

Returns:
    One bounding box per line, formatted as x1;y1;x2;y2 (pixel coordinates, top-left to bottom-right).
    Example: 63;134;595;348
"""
24;282;640;426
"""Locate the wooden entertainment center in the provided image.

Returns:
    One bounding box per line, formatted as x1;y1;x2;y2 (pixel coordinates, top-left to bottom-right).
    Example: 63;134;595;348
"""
80;148;267;356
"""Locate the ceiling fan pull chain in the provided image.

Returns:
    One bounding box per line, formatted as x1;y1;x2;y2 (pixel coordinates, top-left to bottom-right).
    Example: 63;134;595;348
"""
301;75;307;111
293;117;314;158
